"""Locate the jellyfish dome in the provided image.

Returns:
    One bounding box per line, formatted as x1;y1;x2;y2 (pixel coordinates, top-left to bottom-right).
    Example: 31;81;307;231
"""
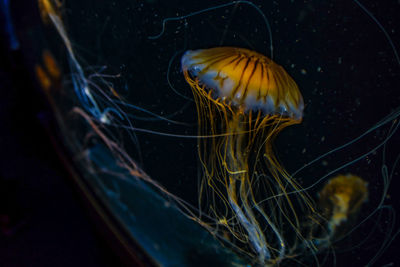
181;47;304;120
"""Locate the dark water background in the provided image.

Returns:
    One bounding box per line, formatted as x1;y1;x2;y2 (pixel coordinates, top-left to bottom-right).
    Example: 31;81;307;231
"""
1;0;400;266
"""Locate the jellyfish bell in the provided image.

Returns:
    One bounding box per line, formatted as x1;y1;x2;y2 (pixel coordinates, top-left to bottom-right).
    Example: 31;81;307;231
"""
181;47;304;120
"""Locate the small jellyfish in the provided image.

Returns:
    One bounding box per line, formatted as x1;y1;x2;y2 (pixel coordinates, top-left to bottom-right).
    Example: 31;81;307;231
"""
318;174;368;232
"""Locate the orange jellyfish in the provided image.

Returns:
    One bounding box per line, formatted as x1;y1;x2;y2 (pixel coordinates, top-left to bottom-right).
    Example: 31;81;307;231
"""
308;174;369;251
181;47;314;264
318;174;368;233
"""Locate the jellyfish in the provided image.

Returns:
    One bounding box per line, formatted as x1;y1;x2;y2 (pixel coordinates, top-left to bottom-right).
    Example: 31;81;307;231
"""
318;174;368;233
305;173;369;253
181;47;315;264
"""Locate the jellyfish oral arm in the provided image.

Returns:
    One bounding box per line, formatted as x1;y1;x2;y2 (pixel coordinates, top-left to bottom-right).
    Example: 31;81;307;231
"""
228;188;271;262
